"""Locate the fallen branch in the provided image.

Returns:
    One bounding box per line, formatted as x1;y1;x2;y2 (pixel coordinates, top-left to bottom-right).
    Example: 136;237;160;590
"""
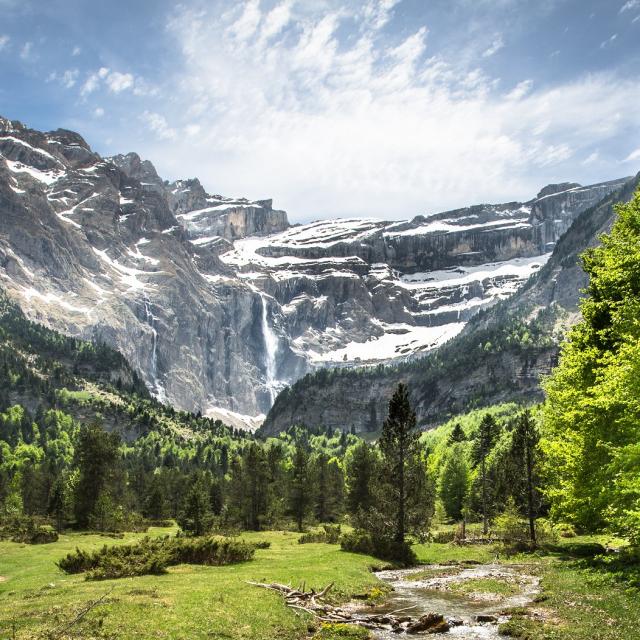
246;580;450;634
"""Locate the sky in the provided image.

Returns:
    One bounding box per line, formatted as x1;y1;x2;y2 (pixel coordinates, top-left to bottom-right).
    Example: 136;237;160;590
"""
0;0;639;222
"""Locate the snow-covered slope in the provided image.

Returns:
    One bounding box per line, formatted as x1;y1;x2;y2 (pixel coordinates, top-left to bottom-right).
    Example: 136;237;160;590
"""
0;115;630;428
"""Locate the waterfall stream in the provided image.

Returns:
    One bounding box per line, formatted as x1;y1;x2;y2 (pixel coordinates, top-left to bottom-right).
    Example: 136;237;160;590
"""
260;293;279;405
143;295;167;404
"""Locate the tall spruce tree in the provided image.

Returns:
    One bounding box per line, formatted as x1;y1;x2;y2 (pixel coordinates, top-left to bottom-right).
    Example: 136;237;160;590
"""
378;383;431;543
288;443;311;531
511;409;540;544
345;440;377;517
74;424;120;528
472;413;501;535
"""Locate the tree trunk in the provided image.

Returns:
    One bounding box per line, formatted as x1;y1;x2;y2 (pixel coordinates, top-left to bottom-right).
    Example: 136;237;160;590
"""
482;456;488;536
526;444;536;545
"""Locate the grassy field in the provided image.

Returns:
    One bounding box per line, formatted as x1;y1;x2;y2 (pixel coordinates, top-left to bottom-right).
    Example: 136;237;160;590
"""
1;528;639;639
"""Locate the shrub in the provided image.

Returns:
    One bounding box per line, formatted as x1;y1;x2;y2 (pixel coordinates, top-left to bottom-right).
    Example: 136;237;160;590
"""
58;535;255;580
340;530;416;566
299;525;342;545
430;529;456;544
2;516;59;544
252;540;271;549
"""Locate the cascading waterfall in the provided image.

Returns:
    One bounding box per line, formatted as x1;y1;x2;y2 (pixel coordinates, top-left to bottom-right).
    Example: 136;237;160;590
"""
260;293;279;406
142;295;167;403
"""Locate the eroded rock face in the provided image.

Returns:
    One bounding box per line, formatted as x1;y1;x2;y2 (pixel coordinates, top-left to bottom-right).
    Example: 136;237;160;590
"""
0;114;632;427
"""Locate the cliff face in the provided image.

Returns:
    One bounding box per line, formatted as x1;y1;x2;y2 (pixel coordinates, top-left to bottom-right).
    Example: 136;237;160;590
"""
261;174;640;434
1;114;633;428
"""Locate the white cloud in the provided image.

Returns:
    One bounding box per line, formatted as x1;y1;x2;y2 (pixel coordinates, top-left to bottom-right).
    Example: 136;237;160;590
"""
582;151;599;166
0;35;9;51
94;107;105;118
505;79;533;100
126;3;640;221
72;46;81;56
623;148;640;163
61;69;79;88
141;111;177;140
620;0;640;12
106;71;134;93
80;67;136;96
362;0;401;30
482;35;504;58
600;33;618;49
20;41;32;60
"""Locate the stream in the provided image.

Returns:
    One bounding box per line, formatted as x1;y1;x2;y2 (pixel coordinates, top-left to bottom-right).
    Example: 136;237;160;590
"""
358;563;540;638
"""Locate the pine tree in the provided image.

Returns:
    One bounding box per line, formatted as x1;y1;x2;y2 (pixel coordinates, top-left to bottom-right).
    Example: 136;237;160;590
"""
511;409;540;544
472;413;501;535
345;440;377;516
288;443;310;531
438;443;470;521
74;424;120;528
177;480;212;536
448;423;466;444
378;383;429;544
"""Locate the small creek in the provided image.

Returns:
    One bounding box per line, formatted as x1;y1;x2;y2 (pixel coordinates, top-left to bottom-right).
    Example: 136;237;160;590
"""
358;563;539;638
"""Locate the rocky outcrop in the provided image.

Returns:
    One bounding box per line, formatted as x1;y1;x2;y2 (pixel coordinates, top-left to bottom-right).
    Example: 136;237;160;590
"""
262;174;640;434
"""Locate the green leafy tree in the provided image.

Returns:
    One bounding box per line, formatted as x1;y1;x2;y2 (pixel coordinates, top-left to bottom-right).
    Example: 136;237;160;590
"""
543;187;640;543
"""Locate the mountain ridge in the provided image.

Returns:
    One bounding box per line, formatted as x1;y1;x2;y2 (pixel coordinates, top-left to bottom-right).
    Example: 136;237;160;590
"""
0;114;632;428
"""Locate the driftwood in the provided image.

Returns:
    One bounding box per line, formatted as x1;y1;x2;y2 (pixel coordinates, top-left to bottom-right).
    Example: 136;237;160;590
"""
246;581;450;634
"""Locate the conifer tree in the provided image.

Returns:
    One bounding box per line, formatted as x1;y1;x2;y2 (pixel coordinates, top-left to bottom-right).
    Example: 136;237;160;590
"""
472;413;501;535
288;443;311;531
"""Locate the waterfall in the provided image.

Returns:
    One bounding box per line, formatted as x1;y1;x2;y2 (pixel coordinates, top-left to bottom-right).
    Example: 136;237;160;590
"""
143;295;167;404
260;293;279;405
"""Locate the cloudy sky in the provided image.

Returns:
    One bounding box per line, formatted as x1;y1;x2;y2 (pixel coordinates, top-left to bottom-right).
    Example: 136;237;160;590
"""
1;0;639;221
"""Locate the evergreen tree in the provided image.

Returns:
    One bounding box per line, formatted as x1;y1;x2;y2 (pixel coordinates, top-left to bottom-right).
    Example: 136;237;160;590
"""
177;480;212;536
345;440;377;516
48;476;67;531
438;443;470;521
472;413;501;535
74;424;120;528
511;409;540;544
448;423;466;444
288;443;311;531
378;383;431;543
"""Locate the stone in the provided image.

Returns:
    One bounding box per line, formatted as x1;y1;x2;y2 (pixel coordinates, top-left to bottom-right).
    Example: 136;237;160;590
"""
406;613;450;634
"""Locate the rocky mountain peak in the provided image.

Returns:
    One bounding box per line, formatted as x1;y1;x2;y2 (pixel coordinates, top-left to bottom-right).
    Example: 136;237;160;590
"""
536;182;582;199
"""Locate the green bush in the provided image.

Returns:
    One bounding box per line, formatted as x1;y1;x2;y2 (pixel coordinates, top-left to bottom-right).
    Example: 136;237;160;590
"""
58;535;255;580
1;516;59;544
252;540;271;549
340;530;416;566
299;525;342;545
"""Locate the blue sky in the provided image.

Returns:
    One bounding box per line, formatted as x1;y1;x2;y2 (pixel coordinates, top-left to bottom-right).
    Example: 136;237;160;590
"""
1;0;639;221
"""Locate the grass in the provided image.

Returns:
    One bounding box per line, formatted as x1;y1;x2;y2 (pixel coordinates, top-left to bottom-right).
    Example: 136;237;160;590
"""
450;576;519;597
1;529;639;640
0;527;380;640
403;566;463;581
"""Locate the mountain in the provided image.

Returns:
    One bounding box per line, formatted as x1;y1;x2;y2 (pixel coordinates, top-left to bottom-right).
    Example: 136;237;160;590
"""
261;173;640;434
0;114;632;427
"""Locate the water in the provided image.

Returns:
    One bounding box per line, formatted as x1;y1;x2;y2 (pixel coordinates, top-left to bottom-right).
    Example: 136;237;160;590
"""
359;563;539;639
260;293;279;404
142;295;167;403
